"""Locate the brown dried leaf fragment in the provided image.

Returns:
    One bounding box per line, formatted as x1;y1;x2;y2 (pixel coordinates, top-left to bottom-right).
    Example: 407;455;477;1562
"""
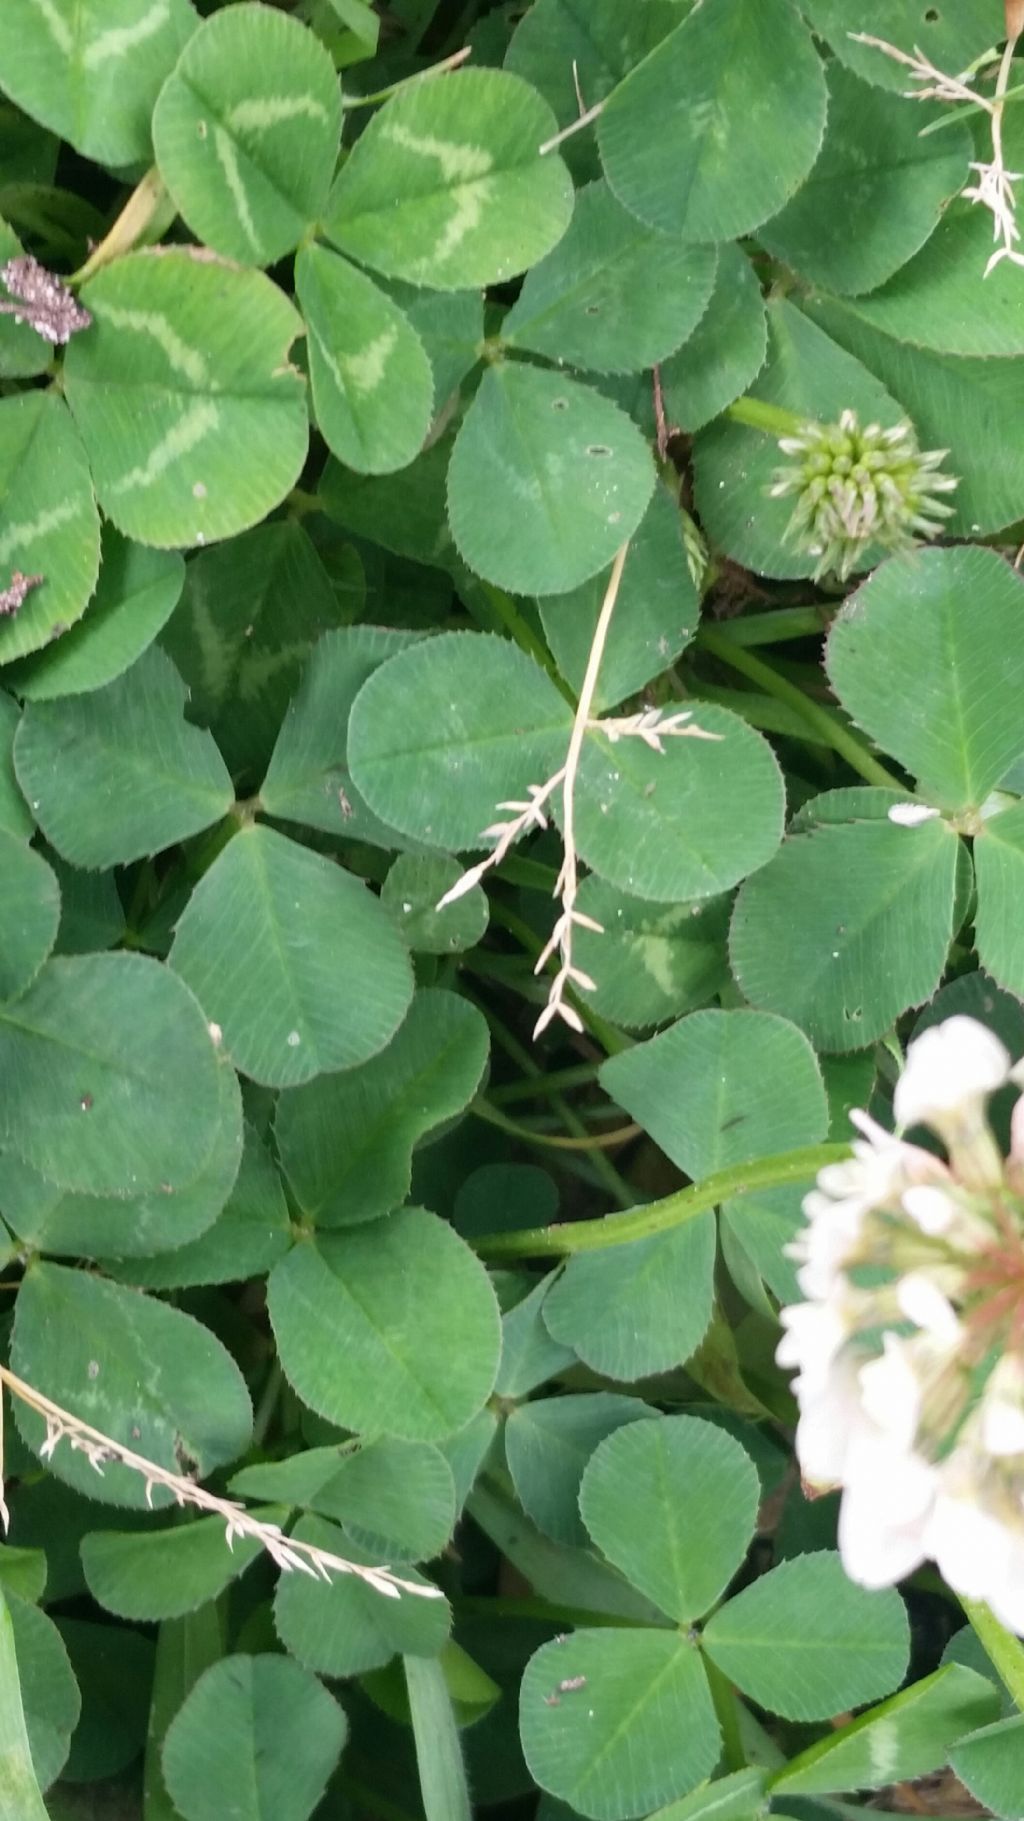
0;571;43;618
0;256;91;345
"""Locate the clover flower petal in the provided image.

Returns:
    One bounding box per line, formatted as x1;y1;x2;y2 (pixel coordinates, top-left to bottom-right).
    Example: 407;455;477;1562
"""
895;1016;1011;1131
779;1015;1024;1630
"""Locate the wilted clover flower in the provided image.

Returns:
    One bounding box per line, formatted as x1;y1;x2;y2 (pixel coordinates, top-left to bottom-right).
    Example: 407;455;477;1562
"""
778;1016;1024;1633
770;409;958;581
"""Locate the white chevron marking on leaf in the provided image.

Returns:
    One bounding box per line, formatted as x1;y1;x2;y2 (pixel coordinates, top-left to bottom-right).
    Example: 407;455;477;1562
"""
113;400;220;494
214;126;260;249
429;181;493;272
227;94;329;134
342;328;398;397
383;121;492;184
26;0;72;54
0;500;78;566
82;2;170;68
98;305;210;387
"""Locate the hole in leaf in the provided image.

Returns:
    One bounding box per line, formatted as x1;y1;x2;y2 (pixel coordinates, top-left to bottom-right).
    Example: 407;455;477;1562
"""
551;397;569;411
584;304;601;315
587;444;613;457
923;6;938;18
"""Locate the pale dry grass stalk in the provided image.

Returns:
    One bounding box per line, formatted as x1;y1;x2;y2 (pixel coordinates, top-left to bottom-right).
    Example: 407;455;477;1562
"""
437;769;568;908
532;543;630;1036
439;542;722;1037
851;29;1023;274
0;1366;441;1602
539;100;604;157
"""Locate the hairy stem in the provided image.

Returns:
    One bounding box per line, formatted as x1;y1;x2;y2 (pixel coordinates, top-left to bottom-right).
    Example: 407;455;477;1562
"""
473;1142;851;1258
963;1597;1024;1711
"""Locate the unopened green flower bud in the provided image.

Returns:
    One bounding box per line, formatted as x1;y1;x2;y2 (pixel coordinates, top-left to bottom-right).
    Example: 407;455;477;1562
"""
679;506;708;592
770;409;958;582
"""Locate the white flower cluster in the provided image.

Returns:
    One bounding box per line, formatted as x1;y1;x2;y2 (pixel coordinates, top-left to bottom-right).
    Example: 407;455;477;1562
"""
779;1016;1024;1632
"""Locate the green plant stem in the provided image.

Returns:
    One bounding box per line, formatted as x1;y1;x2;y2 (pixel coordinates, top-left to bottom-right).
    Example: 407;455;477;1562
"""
405;1656;473;1821
458;1594;635;1629
250;1360;284;1451
477;581;574;702
123;858;158;937
726;395;808;438
286;486;320;517
697;627;904;788
183;811;245;885
496;853;560;893
703;1656;748;1772
486;901;631;1057
462;991;635;1207
689;680;831;745
473;1142;850;1258
490;1060;602;1105
962;1598;1024;1711
474;1097;640;1153
712;606;831;647
337;1775;420;1821
461;950;531;989
919;77;1024;134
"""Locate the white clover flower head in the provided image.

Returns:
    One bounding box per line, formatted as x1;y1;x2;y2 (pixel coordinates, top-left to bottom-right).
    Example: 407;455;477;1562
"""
770;409;958;581
779;1014;1024;1630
